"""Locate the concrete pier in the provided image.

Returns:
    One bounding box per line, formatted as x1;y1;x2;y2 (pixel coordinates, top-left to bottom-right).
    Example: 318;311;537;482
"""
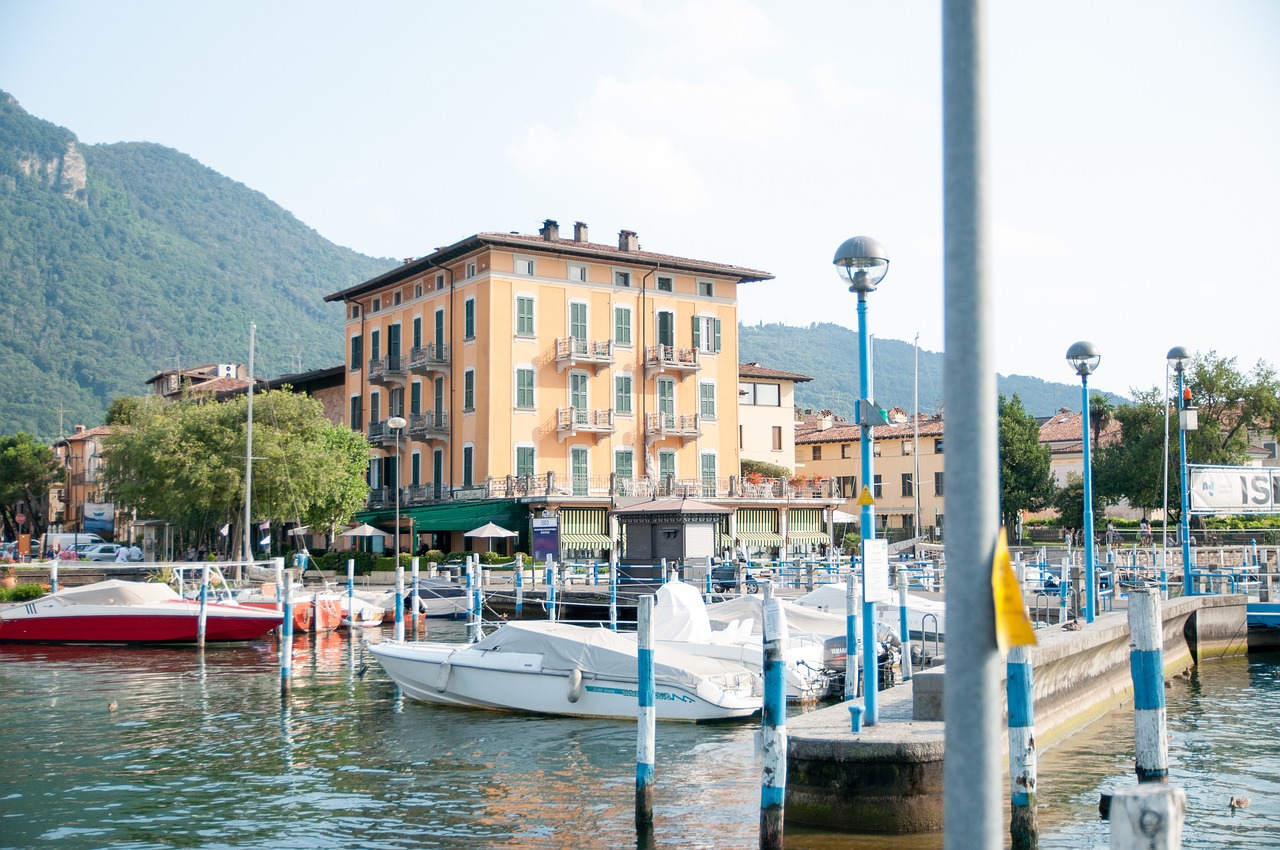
784;593;1247;834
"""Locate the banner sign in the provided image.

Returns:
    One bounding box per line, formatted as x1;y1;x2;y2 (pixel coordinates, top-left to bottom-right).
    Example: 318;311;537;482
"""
83;502;115;536
863;538;891;602
1188;465;1280;515
531;516;560;563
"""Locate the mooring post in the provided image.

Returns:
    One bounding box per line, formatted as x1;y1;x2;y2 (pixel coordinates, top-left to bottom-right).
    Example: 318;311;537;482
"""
197;560;209;647
280;574;293;696
410;557;420;639
1059;561;1070;624
50;558;58;594
845;573;859;700
1108;784;1185;849
609;551;619;631
473;557;484;638
275;558;284;612
760;590;788;849
547;557;557;623
515;553;524;619
394;562;405;643
1008;644;1038;849
636;594;656;829
346;558;355;634
1128;588;1168;782
899;570;913;682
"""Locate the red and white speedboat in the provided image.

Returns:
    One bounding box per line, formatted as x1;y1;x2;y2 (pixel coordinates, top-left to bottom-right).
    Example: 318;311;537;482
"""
0;580;282;644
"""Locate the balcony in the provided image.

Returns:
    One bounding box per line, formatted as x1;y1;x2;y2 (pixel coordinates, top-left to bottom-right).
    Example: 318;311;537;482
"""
368;354;407;386
644;412;700;443
644;344;699;379
408;344;451;375
556;407;615;443
555;338;614;374
366;418;407;447
407;410;450;441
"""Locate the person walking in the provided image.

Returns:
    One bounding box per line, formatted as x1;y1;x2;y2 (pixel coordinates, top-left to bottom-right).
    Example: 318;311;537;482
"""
114;545;129;563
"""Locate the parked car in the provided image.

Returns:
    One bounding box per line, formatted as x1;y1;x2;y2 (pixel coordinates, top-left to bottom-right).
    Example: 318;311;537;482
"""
77;543;123;562
710;563;760;594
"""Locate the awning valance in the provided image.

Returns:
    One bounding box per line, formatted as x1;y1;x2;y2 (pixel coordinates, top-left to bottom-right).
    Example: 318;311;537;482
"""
736;532;786;546
562;533;613;548
357;499;525;533
788;531;831;544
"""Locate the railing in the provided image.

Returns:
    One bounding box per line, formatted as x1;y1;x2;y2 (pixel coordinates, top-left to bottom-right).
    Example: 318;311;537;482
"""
408;410;449;438
556;407;614;437
408;343;451;373
367;354;406;383
644;344;699;374
366;419;404;446
554;338;613;371
644;412;700;439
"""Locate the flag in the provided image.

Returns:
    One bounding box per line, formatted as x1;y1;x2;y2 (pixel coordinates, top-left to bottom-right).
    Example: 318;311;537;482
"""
258;520;270;530
259;535;271;547
218;523;230;537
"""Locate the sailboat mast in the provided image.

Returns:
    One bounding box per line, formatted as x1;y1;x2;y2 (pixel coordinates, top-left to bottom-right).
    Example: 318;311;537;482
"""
243;322;255;574
913;334;921;544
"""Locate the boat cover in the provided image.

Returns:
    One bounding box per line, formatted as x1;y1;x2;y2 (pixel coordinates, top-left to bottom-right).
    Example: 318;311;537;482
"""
50;580;183;607
653;580;714;643
795;582;946;621
704;595;848;640
470;621;753;693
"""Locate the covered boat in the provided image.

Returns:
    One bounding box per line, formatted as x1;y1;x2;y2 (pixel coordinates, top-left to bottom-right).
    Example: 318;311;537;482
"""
0;580;282;644
370;620;761;722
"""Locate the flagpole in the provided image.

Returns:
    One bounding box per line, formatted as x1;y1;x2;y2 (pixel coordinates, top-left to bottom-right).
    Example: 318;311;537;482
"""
242;322;256;582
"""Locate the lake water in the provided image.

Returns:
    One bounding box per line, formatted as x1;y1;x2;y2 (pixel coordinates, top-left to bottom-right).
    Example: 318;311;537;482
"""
2;621;1278;849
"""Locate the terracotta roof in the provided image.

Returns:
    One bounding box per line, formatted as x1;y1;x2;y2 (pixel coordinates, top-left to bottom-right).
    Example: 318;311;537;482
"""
326;227;774;302
187;376;252;394
1037;410;1121;445
739;362;812;382
54;424;113;447
796;417;946;444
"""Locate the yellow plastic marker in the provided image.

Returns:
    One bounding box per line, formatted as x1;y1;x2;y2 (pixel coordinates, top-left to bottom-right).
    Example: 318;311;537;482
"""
993;526;1038;654
857;486;875;507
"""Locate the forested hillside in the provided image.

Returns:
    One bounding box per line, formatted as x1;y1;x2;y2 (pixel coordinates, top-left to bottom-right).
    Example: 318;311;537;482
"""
0;92;394;440
739;322;1120;419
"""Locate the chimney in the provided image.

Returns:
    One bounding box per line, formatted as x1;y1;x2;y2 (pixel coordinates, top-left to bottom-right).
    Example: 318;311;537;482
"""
74;424;86;434
818;415;832;431
573;221;589;242
618;229;638;252
539;219;560;241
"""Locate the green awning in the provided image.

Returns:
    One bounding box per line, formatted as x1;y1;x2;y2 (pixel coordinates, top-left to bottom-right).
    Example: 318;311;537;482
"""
562;533;613;548
788;532;831;544
736;532;786;546
357;499;525;533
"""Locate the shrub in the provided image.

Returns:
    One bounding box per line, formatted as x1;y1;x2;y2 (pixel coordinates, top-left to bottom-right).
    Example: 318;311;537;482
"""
479;551;509;565
422;549;446;565
0;583;47;602
318;550;379;576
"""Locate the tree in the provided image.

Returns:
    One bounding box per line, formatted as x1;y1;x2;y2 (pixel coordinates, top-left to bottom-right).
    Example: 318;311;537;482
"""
1094;388;1174;516
0;433;64;540
998;394;1056;533
1089;392;1114;447
101;391;369;555
1052;472;1106;534
105;396;144;426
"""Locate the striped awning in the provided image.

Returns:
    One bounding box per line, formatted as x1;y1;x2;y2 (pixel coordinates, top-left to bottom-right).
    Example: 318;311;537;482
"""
718;533;735;549
562;533;613;548
788;531;831;544
736;532;786;546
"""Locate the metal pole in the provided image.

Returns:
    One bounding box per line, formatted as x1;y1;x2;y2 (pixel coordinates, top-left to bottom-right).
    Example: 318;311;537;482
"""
899;571;913;682
197;561;209;647
857;290;879;724
845;573;859;701
515;552;524;619
411;557;420;639
547;557;557;623
280;574;293;696
243;321;255;578
609;550;619;631
394;562;405;642
1128;589;1168;783
1007;645;1037;848
942;0;1002;844
636;594;655;829
346;558;355;634
1178;370;1194;597
275;557;284;612
1081;373;1097;623
760;593;788;849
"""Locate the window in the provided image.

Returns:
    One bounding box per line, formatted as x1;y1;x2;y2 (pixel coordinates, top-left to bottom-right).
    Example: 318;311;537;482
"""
516;445;535;477
699;382;716;419
464;298;475;340
772;426;783;451
370;329;381;362
462;444;474;487
656;310;674;347
841;443;851;459
700;453;717;498
839;475;857;499
410;382;422;416
657;377;675;427
903;440;914;455
414;283;423;298
935;471;945;496
935;438;944;454
393;291;401;306
389;387;404;418
570;372;588;423
697;280;714;297
515;257;534;276
656;275;673;292
659;450;676;482
350;304;361;319
434;309;445;349
369;391;381;426
411;452;421;487
614;270;631;287
902;473;914;497
463;369;475;412
516;296;535;337
515;367;535;409
812;445;822;460
349;335;363;371
432;449;444;499
571;447;589;496
466;262;476;278
615;374;633;415
436;273;445;291
739;382;780;406
413;316;422;350
349;396;363;431
615;449;634;480
372;297;381;312
614;306;632;346
568;264;587;282
873;443;882;457
569;302;588;353
692;316;722;353
873;474;883;498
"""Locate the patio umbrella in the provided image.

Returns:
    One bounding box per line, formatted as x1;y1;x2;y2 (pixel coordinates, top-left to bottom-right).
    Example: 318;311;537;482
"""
339;523;391;538
464;522;518;553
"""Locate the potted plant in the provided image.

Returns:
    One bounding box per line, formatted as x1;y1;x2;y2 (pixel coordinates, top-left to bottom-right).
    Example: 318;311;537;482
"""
745;471;764;487
1;565;17;589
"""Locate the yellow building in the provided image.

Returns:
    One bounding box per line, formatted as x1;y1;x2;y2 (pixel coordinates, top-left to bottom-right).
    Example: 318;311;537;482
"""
325;220;838;557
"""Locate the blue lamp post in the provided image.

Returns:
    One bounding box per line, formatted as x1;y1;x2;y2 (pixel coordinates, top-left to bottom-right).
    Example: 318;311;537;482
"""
834;235;889;725
1066;341;1100;623
1167;347;1194;596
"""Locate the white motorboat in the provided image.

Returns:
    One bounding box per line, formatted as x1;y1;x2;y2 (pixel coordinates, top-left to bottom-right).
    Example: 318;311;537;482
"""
653;580;834;702
794;582;946;638
339;593;385;628
369;620;761;722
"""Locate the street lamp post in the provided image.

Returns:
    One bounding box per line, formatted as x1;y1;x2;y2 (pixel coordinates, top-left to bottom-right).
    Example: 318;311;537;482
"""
1066;341;1101;624
387;416;408;563
1167;347;1194;597
834;235;889;726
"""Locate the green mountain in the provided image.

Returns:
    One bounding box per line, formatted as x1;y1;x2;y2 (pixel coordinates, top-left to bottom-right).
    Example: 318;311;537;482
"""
0;92;394;440
739;322;1122;420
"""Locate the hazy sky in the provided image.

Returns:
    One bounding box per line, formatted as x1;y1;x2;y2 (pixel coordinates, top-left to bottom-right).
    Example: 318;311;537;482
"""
3;1;1278;397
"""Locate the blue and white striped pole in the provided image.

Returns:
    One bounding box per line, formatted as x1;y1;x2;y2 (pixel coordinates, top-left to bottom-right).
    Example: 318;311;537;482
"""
547;557;557;623
515;553;524;619
760;589;788;849
845;574;859;701
50;558;58;594
280;574;293;696
1128;588;1168;783
410;557;420;639
197;561;209;647
472;557;483;638
394;562;405;642
275;558;284;612
346;558;355;632
609;551;618;631
636;594;656;828
898;570;913;682
1007;644;1037;848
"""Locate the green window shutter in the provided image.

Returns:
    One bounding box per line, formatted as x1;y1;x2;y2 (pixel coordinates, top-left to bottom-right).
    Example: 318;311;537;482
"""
691;316;700;349
713;318;721;352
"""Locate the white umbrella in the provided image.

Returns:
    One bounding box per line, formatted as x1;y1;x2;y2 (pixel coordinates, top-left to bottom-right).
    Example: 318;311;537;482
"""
339;523;391;538
832;509;858;524
464;522;518;553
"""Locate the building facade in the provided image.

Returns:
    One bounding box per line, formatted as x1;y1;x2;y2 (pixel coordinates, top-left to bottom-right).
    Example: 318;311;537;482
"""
738;362;811;473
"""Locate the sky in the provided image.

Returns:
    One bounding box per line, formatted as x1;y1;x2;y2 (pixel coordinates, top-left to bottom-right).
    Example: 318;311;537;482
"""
2;0;1278;398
